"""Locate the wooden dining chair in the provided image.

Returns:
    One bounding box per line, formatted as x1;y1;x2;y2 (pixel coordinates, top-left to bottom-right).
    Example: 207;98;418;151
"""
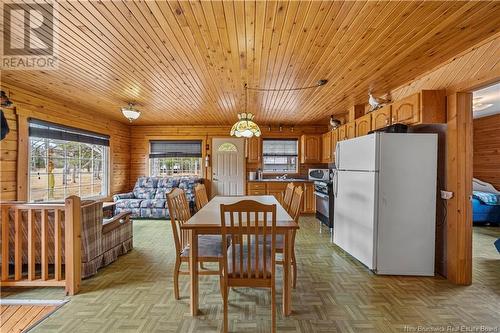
282;182;295;212
166;188;223;300
287;185;303;288
219;200;278;333
194;183;209;211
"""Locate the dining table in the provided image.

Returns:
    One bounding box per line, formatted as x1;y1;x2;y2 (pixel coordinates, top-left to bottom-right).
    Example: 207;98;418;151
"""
180;195;299;316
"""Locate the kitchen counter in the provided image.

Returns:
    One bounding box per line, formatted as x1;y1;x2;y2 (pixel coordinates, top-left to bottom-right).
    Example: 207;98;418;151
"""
248;178;314;183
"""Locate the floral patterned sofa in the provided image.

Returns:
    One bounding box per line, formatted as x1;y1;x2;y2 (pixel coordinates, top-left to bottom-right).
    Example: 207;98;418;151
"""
113;176;202;218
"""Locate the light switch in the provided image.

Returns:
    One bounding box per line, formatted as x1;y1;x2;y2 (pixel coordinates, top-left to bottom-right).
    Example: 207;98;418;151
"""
440;190;454;200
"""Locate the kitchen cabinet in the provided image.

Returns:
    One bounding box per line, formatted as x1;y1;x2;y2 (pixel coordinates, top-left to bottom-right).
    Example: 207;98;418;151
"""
346;122;356;139
372;105;392;130
246;136;261;163
321;131;332;163
247;181;316;214
392;90;446;125
302;183;316;214
338;124;347;141
300;134;321;163
355;113;372;137
267;182;286;205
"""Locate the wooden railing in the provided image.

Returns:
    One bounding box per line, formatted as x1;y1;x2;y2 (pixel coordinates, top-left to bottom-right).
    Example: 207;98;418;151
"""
0;196;81;295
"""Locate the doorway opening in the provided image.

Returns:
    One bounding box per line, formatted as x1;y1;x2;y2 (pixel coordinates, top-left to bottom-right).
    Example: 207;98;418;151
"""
471;82;500;276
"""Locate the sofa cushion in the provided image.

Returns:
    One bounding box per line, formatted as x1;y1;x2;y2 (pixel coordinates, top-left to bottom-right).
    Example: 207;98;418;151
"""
135;176;159;188
133;187;156;199
140;208;169;219
140;199;167;209
155;187;173;199
158;177;180;188
115;199;143;209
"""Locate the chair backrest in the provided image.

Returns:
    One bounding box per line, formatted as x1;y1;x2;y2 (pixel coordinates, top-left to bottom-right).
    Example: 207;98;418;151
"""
166;188;191;255
282;182;295;212
289;186;303;222
220;200;277;280
194;183;209;211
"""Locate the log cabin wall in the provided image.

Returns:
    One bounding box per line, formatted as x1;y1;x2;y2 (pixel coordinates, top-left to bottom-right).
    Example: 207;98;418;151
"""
129;124;328;195
0;84;131;201
473;113;500;190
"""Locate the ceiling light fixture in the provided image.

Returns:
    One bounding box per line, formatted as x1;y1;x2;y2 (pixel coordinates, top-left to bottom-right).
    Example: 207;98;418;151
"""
230;84;261;138
121;103;141;122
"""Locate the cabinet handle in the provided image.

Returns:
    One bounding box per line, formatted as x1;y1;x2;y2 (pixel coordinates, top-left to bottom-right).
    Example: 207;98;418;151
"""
385;119;389;125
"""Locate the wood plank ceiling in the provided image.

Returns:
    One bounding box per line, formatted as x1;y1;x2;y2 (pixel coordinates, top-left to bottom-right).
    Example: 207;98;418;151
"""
2;1;500;125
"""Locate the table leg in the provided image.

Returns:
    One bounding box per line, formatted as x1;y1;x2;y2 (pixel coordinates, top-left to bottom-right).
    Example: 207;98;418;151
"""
283;230;292;316
190;230;199;316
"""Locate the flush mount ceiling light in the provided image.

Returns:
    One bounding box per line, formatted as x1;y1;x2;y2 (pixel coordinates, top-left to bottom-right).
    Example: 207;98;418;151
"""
121;103;141;122
230;112;261;138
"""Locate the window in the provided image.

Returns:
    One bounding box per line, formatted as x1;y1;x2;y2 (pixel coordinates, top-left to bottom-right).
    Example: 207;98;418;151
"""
149;140;202;177
28;119;109;202
262;139;298;173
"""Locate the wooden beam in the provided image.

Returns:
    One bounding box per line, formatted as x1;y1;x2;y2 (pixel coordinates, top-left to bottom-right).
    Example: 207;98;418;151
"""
446;92;473;285
16;112;28;201
64;196;82;295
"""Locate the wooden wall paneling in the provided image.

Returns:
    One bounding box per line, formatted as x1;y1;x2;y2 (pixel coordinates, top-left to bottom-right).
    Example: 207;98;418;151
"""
473;114;500;189
446;92;473;285
1;85;131;200
0;107;18;201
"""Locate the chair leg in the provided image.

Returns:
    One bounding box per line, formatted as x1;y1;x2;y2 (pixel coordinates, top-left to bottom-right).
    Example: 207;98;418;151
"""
173;257;181;300
292;253;297;289
271;284;276;333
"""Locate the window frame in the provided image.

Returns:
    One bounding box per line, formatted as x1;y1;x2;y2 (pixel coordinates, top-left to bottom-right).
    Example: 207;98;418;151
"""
262;138;299;174
148;140;204;177
28;137;110;203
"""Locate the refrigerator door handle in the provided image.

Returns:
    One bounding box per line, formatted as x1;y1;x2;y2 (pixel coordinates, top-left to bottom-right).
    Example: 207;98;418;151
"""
336;142;340;168
333;169;339;198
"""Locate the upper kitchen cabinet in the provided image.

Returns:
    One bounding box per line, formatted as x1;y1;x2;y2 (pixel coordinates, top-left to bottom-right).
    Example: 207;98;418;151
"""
321;131;332;163
246;136;261;163
355;113;372;137
392;90;446;125
372;105;392;130
338;124;347;141
346;122;356;139
300;134;321;164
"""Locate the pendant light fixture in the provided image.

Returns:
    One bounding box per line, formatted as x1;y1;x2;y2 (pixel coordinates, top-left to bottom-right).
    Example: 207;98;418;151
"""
230;84;261;138
121;103;141;122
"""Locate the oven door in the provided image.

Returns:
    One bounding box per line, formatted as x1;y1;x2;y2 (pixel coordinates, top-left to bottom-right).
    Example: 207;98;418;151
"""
314;191;329;219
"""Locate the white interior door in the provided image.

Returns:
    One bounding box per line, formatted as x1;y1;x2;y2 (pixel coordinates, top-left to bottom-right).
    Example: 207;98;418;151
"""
212;138;245;197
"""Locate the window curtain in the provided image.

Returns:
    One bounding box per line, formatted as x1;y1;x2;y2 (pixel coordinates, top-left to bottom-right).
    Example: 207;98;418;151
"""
149;140;202;158
28;118;110;146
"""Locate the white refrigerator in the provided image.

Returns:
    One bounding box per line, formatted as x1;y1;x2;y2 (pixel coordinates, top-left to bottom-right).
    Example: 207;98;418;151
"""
333;133;437;276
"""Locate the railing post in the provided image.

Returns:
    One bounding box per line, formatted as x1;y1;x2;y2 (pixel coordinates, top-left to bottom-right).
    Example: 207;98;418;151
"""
65;196;81;295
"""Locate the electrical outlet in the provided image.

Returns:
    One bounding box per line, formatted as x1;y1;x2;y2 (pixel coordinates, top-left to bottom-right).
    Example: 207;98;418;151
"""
440;190;453;200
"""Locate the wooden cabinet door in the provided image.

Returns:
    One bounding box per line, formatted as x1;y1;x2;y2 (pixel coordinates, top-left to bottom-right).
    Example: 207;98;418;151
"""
372;105;392;130
246;137;261;163
393;93;420;125
267;183;287;205
355;113;372;137
321;132;332;163
338;125;347;141
346;122;356;139
303;183;316;213
301;134;321;163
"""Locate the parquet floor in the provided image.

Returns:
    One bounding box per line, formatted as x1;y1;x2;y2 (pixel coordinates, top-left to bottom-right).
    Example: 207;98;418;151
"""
0;305;57;333
1;218;499;333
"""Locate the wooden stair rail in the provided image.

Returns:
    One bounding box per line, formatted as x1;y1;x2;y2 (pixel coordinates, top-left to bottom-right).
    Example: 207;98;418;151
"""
0;196;82;295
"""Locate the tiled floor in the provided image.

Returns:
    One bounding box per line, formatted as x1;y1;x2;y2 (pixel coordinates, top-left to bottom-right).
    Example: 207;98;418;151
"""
2;218;499;333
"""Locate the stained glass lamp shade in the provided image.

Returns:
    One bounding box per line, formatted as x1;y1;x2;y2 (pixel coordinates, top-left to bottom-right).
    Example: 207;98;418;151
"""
230;112;261;138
